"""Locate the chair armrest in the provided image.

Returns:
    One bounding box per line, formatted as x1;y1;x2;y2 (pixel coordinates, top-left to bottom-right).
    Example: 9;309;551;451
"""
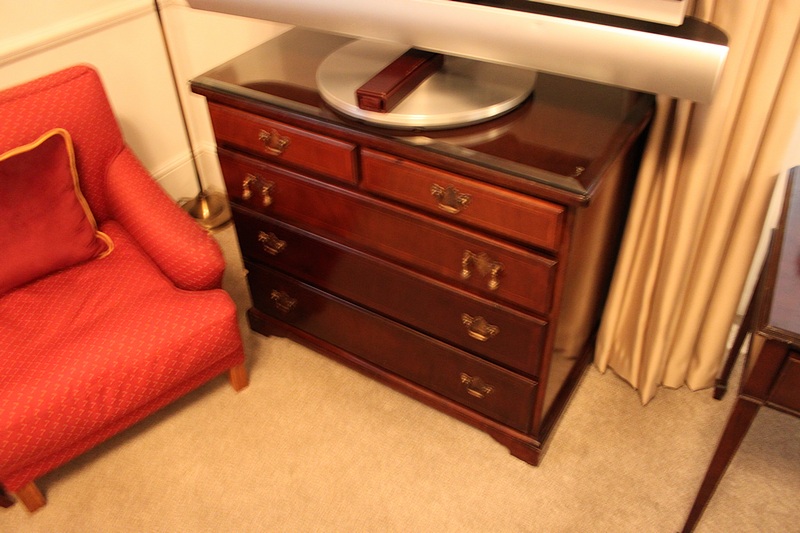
105;148;226;291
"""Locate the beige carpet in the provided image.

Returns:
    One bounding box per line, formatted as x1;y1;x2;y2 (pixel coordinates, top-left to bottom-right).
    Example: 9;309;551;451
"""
5;226;799;532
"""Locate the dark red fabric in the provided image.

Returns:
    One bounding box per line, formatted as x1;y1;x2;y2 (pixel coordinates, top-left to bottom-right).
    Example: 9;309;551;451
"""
0;129;112;295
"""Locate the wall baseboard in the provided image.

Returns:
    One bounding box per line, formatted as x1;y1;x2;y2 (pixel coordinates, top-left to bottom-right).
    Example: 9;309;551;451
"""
153;155;200;202
154;147;227;202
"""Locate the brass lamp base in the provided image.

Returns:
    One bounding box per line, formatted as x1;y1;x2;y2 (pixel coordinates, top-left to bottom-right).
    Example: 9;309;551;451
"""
182;190;232;230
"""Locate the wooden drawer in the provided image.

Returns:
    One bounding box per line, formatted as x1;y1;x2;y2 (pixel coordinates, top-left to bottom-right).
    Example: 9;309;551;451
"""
361;149;565;252
247;261;538;432
208;103;357;184
769;353;800;415
235;207;548;376
221;149;557;315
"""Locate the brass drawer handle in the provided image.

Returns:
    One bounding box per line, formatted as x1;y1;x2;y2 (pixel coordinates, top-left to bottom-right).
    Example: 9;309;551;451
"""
242;174;275;207
461;250;503;291
258;231;287;256
431;184;471;214
258;128;291;156
460;373;494;399
270;290;297;314
461;314;500;342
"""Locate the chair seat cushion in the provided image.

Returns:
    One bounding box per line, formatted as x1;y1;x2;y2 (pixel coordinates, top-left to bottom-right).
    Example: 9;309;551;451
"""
0;221;242;484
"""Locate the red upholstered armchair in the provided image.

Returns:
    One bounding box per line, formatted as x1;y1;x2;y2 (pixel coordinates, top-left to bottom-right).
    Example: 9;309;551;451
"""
0;65;248;512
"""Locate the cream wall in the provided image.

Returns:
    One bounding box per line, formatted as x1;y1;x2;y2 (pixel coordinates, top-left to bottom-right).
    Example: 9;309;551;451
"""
0;0;286;200
156;0;288;197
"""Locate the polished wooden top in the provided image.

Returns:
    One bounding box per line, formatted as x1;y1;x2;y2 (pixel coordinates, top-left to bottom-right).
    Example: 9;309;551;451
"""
192;28;653;203
763;169;800;343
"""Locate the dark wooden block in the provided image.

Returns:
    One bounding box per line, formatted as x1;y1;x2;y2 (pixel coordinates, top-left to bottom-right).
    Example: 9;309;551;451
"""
356;48;444;113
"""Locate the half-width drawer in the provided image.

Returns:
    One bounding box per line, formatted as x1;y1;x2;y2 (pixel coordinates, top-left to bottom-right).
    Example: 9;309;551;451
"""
235;207;548;376
221;149;558;315
247;261;538;433
361;149;566;252
769;353;800;415
208;103;357;184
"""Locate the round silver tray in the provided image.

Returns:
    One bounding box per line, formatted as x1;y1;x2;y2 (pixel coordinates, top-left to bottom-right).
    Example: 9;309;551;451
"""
316;40;537;130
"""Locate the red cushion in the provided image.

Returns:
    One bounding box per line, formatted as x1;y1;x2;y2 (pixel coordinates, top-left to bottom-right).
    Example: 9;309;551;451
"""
0;129;113;295
0;221;243;487
0;66;125;222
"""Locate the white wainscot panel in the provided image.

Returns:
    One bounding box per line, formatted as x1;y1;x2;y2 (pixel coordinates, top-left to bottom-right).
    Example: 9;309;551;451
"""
0;1;195;200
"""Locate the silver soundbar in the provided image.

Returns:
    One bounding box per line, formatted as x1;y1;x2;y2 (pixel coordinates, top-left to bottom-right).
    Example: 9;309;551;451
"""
187;0;728;103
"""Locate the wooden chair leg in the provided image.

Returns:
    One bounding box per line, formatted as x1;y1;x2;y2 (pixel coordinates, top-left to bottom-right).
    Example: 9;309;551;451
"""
228;363;249;391
0;485;14;508
15;481;46;512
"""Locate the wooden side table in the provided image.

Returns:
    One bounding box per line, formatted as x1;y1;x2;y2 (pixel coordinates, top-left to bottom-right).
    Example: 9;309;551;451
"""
684;168;800;532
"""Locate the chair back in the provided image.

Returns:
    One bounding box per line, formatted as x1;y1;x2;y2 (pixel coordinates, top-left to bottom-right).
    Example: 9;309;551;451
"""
0;65;125;221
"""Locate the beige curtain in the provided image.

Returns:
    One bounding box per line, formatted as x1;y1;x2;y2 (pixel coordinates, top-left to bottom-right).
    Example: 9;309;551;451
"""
595;0;800;404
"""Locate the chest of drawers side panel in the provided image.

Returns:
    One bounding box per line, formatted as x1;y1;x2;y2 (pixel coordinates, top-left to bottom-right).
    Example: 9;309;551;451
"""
536;140;643;435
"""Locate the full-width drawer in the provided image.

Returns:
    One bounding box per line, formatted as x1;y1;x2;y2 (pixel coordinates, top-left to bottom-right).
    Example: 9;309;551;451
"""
361;149;566;252
235;207;548;376
221;149;557;315
247;261;538;432
208;103;357;184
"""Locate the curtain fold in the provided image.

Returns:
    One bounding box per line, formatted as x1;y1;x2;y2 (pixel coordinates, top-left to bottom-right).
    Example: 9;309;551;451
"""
595;0;800;404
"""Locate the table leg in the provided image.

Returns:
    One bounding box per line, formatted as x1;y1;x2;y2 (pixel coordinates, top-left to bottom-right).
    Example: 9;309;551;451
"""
714;308;753;400
715;259;765;400
683;398;760;532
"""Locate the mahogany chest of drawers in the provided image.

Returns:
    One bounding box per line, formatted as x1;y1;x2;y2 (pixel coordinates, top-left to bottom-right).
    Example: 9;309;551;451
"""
192;29;653;465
